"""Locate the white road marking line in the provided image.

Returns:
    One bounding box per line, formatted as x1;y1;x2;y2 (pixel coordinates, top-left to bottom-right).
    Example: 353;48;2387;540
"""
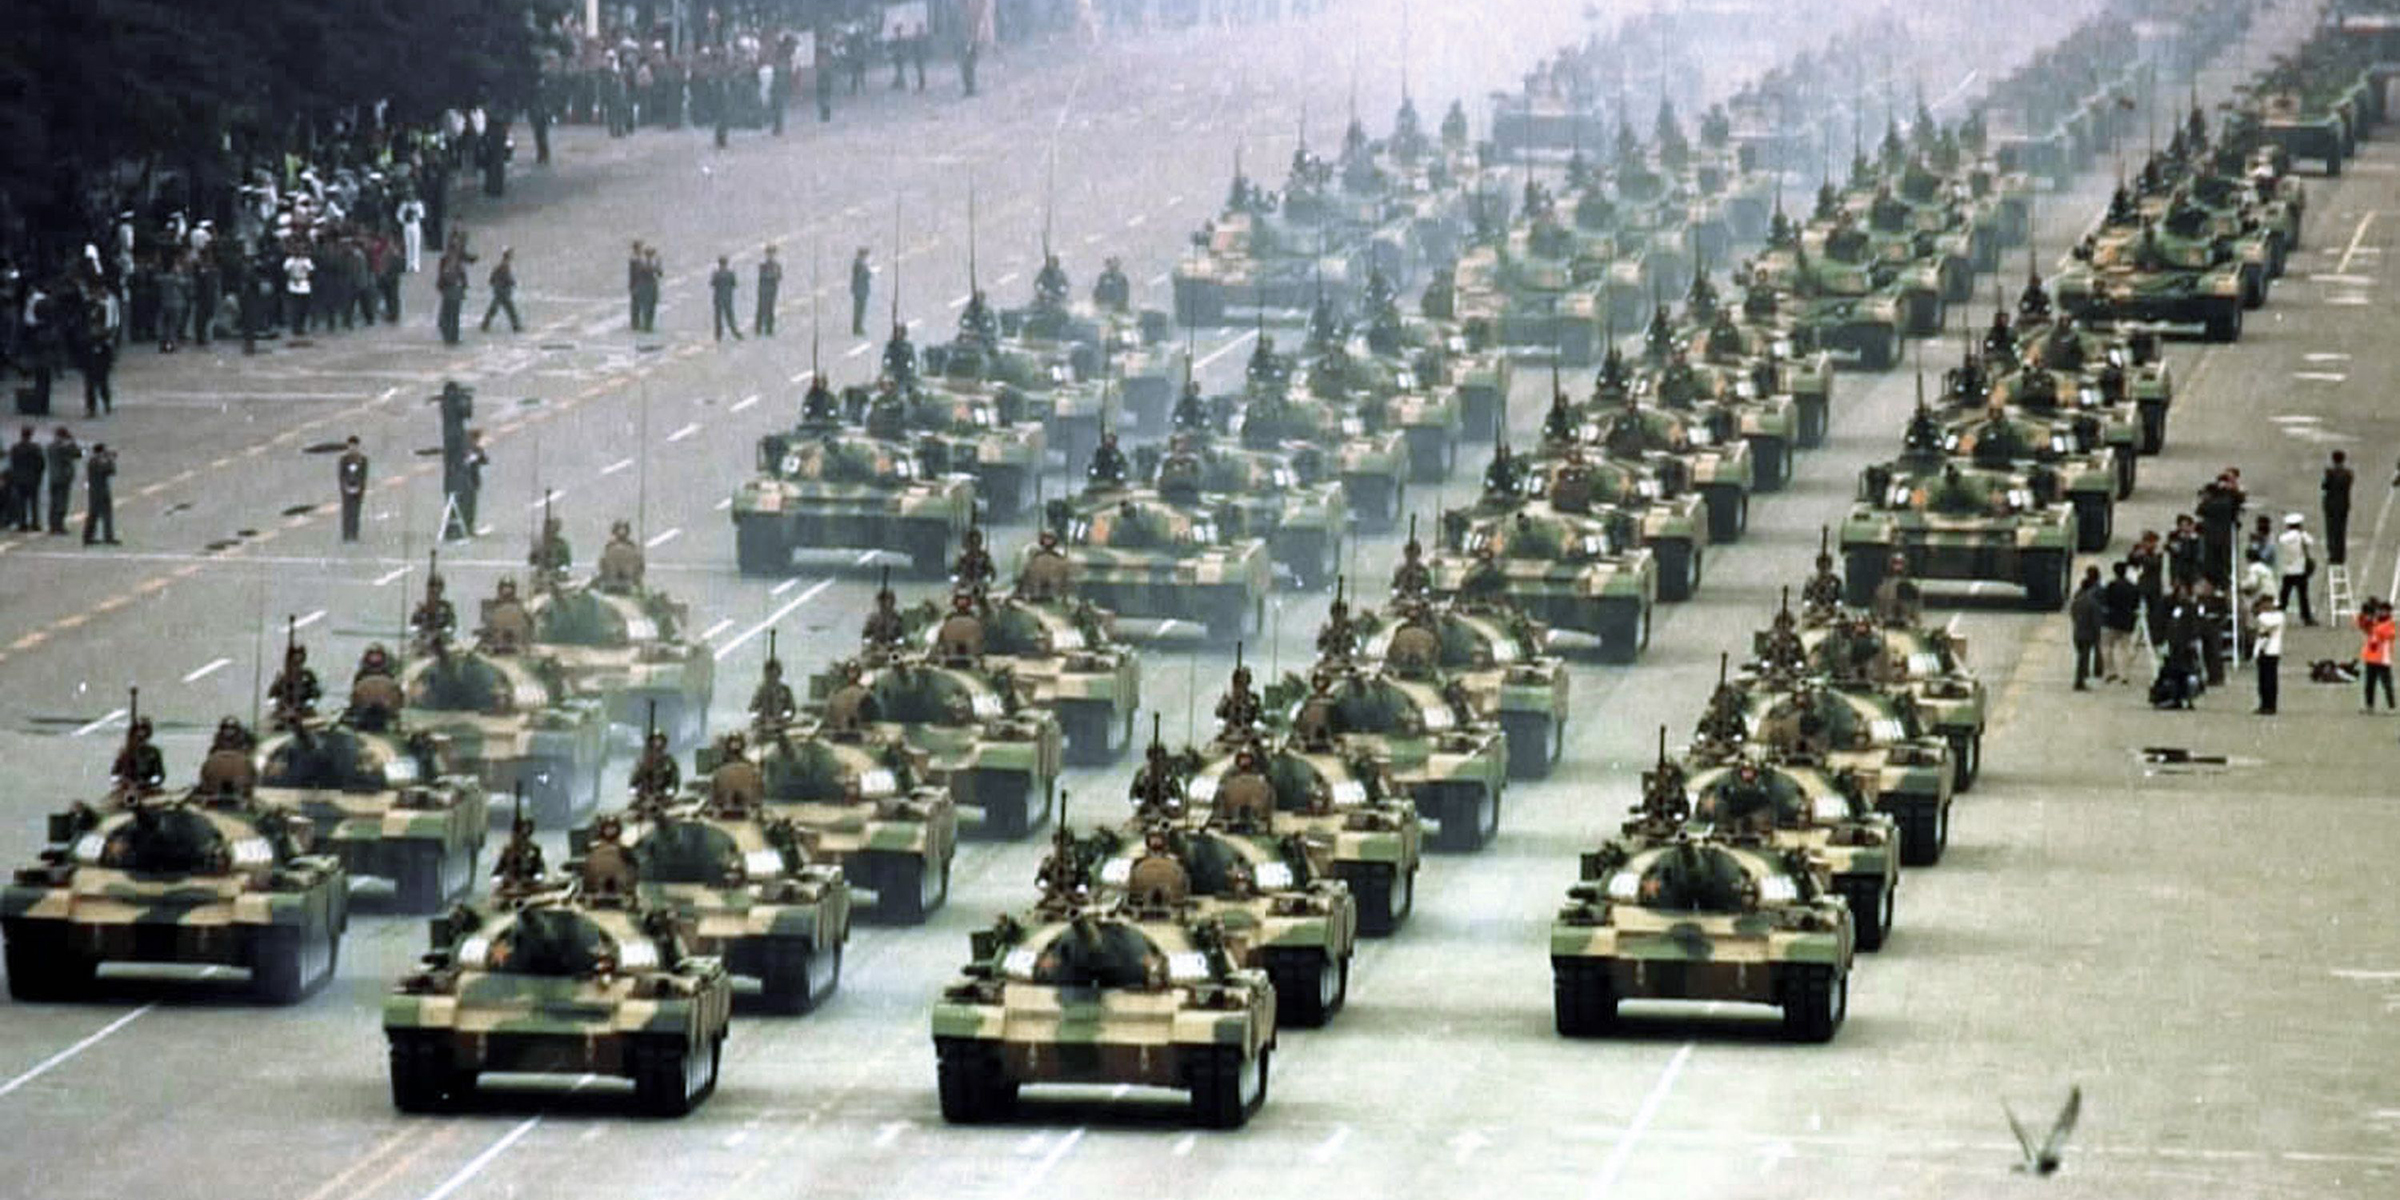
1125;214;1147;228
2305;352;2353;362
1170;1133;1196;1156
771;577;805;596
416;1115;542;1200
872;1120;910;1148
667;422;702;443
713;497;733;511
739;392;766;409
373;565;411;587
1081;231;1105;245
2310;273;2376;286
2332;968;2400;981
645;527;682;548
843;342;874;359
1005;1128;1084;1200
1164;194;1184;208
702;618;735;641
2337;211;2378;274
293;609;326;630
1592;1042;1694;1198
854;549;877;564
0;1005;155;1098
600;457;635;475
2328;294;2371;306
528;488;568;510
716;579;833;660
2294;371;2348;382
1193;329;1259;371
948;293;972;310
72;708;129;737
182;657;232;683
1148;270;1173;287
1310;1124;1352;1162
994;271;1020;287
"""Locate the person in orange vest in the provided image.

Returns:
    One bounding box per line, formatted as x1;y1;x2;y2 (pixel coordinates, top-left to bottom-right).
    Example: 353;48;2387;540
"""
2359;599;2396;711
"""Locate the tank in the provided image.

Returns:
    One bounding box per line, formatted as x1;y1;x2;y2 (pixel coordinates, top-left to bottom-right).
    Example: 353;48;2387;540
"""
1266;649;1510;853
931;849;1277;1128
254;672;488;913
398;637;608;831
847;376;1047;522
1171;209;1364;325
521;572;716;752
578;789;850;1014
699;715;956;925
1840;405;2080;610
1989;314;2163;470
1302;341;1464;484
1135;428;1348;591
803;652;1063;841
1679;311;1836;448
907;583;1143;767
5;763;348;1004
1085;788;1356;1028
1354;583;1570;781
1579;375;1756;543
1429;476;1658;663
2051;219;2246;342
1551;832;1853;1041
1933;404;2118;551
729;422;976;578
1029;473;1275;645
1449;226;1608;365
383;842;733;1115
1739;232;1908;370
1680;744;1901;950
916;332;1110;473
1793;589;1988;792
1235;367;1411;530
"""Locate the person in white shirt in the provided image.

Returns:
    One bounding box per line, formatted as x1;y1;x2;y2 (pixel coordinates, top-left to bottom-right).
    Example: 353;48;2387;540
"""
2275;513;2316;625
283;250;314;334
396;192;427;272
2251;595;2285;714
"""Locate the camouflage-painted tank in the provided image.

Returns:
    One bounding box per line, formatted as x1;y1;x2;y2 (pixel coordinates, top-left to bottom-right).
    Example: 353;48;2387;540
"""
1794;594;1988;791
909;586;1142;767
1431;485;1658;663
1681;746;1900;950
254;696;488;913
522;575;715;751
1934;405;2118;551
1741;232;1907;369
2052;219;2246;342
1171;208;1363;325
1180;702;1422;936
730;423;976;578
861;378;1048;522
701;720;956;924
1449;225;1607;364
399;644;608;830
1706;648;1957;868
384;847;732;1115
932;858;1276;1128
1236;372;1410;530
1266;654;1510;853
1839;177;1976;305
2011;309;2175;454
917;333;1110;474
1374;311;1514;440
997;293;1180;431
578;792;850;1014
1579;377;1755;543
1520;440;1709;602
1084;804;1355;1028
1136;428;1347;591
1302;341;1464;483
1032;476;1275;644
1552;833;1852;1041
1353;585;1570;780
1980;327;2145;493
804;653;1063;841
1642;326;1803;491
5;779;347;1003
1840;407;2081;610
1679;309;1836;447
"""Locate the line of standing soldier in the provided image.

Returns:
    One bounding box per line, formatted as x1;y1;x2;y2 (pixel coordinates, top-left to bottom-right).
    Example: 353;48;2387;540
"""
434;381;484;540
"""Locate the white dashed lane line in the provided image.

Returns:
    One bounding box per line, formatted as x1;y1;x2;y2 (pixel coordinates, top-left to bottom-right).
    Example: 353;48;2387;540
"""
600;457;634;476
645;527;682;549
181;658;232;684
667;422;702;443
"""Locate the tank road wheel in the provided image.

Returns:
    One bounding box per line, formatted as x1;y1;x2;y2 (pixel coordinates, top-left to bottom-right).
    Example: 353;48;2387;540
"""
1060;701;1133;766
388;1034;465;1114
2205;303;2242;344
968;771;1041;841
1702;485;1747;543
2023;550;2069;611
734;516;792;577
2138;402;2168;455
1751;440;1790;492
1552;958;1618;1037
1896;798;1950;867
250;918;336;1005
1340;862;1415;937
1266;948;1348;1029
1189;1044;1270;1129
1950;730;1983;792
3;924;97;1001
1778;963;1848;1043
1596;600;1650;665
633;1036;701;1117
1837;877;1893;952
760;936;842;1015
2073;495;2114;552
1500;711;1563;780
1428;784;1500;853
1654;541;1700;602
858;849;950;926
935;1037;1019;1124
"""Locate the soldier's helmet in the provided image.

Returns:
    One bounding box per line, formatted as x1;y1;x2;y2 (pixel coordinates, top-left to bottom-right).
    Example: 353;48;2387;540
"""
130;716;155;742
611;520;632;540
359;643;392;676
645;730;669;754
496;577;518;600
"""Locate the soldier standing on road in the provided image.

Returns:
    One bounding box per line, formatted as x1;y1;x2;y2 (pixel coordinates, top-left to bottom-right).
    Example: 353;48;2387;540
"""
2070;566;2103;691
435;380;474;467
2276;513;2317;625
2323;449;2354;565
480;248;521;333
755;245;781;337
337;436;369;542
2251;596;2284;715
850;247;872;336
627;241;647;330
445;430;487;541
79;292;115;417
45;427;78;536
9;426;44;532
81;442;116;544
436;246;468;344
710;256;743;342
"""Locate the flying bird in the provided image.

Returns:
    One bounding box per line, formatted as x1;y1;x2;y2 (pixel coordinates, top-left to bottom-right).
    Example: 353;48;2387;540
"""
2004;1085;2081;1176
